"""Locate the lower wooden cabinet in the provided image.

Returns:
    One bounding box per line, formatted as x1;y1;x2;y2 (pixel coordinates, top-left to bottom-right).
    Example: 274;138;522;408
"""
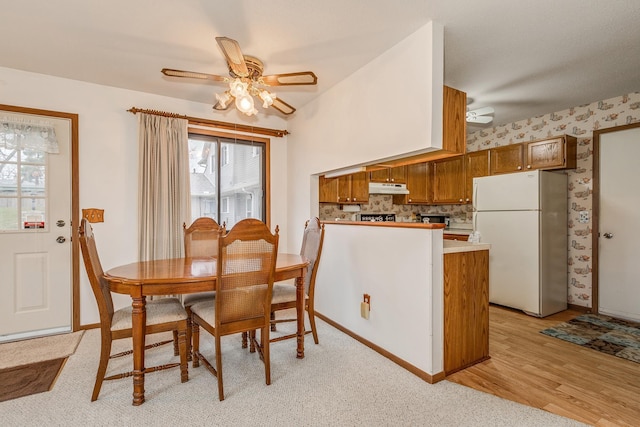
443;249;490;375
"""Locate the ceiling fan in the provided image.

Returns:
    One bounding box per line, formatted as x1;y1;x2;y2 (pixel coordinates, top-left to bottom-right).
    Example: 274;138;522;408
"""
161;36;318;116
466;106;495;124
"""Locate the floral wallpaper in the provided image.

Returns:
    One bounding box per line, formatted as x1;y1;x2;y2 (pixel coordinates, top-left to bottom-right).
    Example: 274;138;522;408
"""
320;91;640;309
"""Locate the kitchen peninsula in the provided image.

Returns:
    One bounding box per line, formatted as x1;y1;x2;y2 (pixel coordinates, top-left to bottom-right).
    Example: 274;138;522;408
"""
313;220;490;382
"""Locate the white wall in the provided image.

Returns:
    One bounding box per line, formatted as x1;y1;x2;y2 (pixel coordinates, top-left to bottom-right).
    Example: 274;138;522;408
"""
286;22;444;247
0;66;290;325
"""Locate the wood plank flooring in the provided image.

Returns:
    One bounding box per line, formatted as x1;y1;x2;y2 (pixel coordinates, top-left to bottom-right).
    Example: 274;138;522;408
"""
447;305;640;426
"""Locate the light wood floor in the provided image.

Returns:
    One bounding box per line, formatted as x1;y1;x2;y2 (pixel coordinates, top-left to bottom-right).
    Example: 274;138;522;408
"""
447;305;640;426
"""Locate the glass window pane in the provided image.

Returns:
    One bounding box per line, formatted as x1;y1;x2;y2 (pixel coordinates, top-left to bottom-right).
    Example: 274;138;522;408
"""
21;164;46;196
0;163;18;196
21;198;46;229
21;148;46;164
0;197;18;230
0;146;18;162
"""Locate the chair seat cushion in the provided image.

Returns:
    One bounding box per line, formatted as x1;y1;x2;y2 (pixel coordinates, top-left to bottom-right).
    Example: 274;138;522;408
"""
271;283;308;305
183;291;216;307
190;300;216;325
111;298;187;331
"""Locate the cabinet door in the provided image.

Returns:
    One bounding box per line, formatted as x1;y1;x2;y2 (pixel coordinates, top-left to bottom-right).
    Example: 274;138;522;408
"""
388;165;407;183
525;137;565;170
405;162;431;204
369;169;390;183
465;150;490;203
319;176;338;203
490;144;523;175
350;171;369;203
337;176;351;203
432;156;465;204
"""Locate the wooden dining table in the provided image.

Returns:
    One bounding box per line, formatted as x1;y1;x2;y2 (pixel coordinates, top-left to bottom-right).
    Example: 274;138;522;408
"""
103;253;309;406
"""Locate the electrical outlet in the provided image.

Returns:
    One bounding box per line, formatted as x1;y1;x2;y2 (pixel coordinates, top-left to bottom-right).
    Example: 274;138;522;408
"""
579;211;589;224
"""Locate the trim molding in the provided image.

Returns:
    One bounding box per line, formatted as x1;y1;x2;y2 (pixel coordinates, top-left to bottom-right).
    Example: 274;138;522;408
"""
315;312;445;384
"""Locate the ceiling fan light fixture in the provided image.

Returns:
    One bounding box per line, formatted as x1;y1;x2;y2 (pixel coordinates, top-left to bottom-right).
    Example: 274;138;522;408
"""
236;92;256;115
215;91;233;109
259;90;276;108
229;78;248;97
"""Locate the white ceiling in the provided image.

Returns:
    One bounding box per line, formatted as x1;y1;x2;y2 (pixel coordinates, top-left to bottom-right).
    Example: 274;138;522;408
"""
1;0;639;130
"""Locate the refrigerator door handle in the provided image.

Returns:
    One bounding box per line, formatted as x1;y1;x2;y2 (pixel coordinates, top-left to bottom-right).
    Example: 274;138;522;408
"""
472;181;478;212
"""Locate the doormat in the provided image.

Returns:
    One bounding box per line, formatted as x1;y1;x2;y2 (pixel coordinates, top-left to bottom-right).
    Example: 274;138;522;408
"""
0;331;84;402
540;314;640;364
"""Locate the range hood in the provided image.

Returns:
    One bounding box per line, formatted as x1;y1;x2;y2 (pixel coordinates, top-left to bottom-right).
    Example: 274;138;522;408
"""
368;182;410;195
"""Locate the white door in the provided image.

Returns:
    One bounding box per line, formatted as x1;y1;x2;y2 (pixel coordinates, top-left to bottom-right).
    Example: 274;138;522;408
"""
474;210;540;315
0;111;72;341
598;126;640;322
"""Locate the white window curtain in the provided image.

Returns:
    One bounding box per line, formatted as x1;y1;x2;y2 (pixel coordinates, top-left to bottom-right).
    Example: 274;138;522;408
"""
0;116;59;153
138;113;191;261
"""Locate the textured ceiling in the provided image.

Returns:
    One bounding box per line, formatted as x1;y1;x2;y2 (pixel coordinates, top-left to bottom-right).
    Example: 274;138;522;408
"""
1;0;639;130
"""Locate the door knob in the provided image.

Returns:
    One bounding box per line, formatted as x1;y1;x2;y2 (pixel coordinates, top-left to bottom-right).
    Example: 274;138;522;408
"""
56;236;66;243
56;220;66;227
603;232;614;239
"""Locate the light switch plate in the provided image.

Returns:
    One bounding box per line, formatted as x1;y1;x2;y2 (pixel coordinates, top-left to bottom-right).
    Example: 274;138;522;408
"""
360;302;370;319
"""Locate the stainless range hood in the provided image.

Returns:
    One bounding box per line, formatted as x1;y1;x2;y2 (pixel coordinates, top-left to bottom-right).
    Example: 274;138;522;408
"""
368;182;410;195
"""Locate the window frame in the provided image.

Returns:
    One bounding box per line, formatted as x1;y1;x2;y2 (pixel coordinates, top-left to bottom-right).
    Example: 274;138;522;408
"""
187;127;271;227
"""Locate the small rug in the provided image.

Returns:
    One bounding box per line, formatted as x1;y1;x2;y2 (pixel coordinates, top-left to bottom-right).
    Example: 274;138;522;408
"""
0;331;84;402
540;313;640;364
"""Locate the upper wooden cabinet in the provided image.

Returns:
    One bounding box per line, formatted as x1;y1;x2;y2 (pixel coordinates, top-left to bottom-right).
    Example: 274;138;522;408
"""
319;175;338;203
369;166;407;183
465;150;490;203
431;156;465;204
490;144;524;175
442;86;467;154
524;135;577;171
394;162;431;204
337;171;369;204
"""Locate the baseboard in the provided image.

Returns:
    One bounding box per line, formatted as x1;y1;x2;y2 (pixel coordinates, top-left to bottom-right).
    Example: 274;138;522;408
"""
315;312;445;384
568;303;591;313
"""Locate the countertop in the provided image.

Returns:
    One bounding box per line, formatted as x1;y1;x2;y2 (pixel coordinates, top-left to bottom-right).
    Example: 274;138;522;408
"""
443;240;491;254
322;220;445;230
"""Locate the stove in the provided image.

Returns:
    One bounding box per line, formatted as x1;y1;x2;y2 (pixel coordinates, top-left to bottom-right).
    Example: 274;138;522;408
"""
359;213;396;222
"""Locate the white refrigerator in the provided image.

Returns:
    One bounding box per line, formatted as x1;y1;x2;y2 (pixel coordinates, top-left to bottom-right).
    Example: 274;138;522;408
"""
472;170;568;317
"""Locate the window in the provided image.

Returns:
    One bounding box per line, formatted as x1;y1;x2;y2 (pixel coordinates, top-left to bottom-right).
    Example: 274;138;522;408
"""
188;131;267;229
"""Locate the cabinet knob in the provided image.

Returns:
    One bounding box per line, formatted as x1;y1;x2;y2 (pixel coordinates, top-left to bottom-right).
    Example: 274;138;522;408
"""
527;165;532;169
517;166;522;170
390;178;394;182
353;198;357;202
408;198;412;203
346;197;350;202
466;198;470;202
459;199;463;202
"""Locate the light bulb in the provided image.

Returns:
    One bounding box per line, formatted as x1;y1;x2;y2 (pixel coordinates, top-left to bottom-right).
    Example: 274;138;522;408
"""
229;78;248;97
235;93;255;115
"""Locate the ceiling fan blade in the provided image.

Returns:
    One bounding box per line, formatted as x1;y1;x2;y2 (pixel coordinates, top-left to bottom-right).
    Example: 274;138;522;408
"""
271;98;296;115
261;72;318;86
215;36;249;78
161;68;227;82
468;106;495;116
466;115;493;124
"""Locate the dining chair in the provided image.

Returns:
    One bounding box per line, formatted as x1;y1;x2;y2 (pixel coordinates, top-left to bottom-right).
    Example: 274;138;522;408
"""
190;218;279;401
269;217;325;344
181;217;221;359
78;218;189;402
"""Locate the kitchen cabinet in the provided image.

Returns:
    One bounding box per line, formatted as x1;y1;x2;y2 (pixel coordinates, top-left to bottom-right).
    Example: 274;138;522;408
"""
443;233;470;241
489;144;524;175
464;150;490;203
369;166;407;183
443;86;467;154
443;249;490;375
431;156;465;204
319;175;338;203
394;162;431;204
524;135;577;170
337;171;369;204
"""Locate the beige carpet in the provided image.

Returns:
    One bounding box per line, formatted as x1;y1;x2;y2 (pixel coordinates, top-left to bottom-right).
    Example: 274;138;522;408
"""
0;315;586;426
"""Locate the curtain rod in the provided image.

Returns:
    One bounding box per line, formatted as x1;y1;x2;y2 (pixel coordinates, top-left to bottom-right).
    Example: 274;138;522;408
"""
127;107;289;138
